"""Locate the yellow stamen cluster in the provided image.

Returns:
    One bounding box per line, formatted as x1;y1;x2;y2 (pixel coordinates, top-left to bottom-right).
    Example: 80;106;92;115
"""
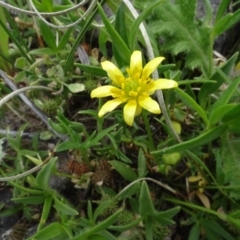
90;50;178;126
120;72;153;100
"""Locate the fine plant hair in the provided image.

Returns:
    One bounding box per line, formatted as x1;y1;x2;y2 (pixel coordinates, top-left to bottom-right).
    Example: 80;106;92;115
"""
221;132;240;200
0;0;112;28
136;0;214;76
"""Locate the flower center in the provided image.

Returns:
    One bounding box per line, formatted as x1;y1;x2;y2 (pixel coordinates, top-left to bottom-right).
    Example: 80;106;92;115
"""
120;72;153;99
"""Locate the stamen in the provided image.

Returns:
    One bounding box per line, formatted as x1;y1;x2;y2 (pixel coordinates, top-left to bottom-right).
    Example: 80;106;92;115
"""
126;68;131;76
134;73;140;79
129;91;138;97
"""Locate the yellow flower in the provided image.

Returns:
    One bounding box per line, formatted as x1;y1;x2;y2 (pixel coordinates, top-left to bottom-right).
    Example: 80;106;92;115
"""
91;51;178;126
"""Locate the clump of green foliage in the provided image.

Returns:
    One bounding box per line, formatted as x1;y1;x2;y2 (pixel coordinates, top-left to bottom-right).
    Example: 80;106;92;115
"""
1;0;240;239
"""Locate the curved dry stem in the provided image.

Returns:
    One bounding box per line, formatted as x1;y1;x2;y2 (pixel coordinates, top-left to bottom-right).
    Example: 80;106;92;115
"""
123;0;181;142
0;0;112;29
0;70;68;140
27;0;97;29
116;177;178;198
0;153;53;182
0;0;88;17
0;85;52;108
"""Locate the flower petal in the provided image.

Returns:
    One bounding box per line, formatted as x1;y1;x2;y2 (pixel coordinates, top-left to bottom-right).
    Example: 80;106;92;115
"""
148;79;178;91
99;98;125;117
91;86;121;98
138;96;161;114
101;61;124;86
142;57;165;80
130;51;142;77
123;100;137;126
135;104;142;116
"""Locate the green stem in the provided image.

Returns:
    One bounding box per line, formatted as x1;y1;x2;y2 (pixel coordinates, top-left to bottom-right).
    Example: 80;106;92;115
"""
207;32;214;77
142;110;155;150
165;197;223;218
97;98;103;133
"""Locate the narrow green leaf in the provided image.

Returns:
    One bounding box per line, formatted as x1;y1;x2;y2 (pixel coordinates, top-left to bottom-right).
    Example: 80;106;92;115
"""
211;76;240;113
228;119;240;134
55;141;81;152
97;3;131;64
64;6;98;72
113;2;128;68
202;219;235;240
5;181;43;195
29;48;57;55
38;195;53;231
209;104;236;127
39;20;56;50
29;222;68;240
175;88;209;126
226;216;240;230
71;209;122;240
129;0;164;50
2;8;33;63
116;182;140;200
78;109;98;118
109;160;137;182
108;217;142;231
202;0;213;25
115;149;132;163
87;200;93;222
52;5;73;12
32;0;45;11
115;2;128;44
11;196;45;204
151;124;227;155
0;6;11;72
42;0;53;11
99;29;108;57
0;6;8;57
74;63;107;76
213;9;240;37
199;52;238;108
158;64;175;74
89;235;111;240
36;157;57;190
222;103;240;123
58;27;73;50
188;223;201;240
215;0;231;23
93;200;112;222
85;124;118;147
69;122;85;133
53;196;79;216
153;207;180;225
139;181;155;217
229;209;240;218
48;119;69;134
107;133;118;149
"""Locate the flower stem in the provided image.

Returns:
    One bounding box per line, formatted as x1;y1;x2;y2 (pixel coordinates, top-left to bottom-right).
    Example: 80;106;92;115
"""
142;110;155;150
97;98;103;133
